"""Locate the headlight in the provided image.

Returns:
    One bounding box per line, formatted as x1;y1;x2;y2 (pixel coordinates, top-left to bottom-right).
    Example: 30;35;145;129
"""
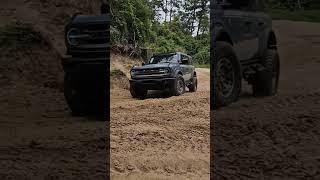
67;28;80;46
130;70;137;77
67;28;89;46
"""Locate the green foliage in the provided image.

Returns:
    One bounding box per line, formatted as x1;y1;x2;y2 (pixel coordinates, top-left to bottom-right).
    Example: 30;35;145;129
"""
149;18;209;65
110;69;126;77
193;47;210;65
0;23;42;48
269;9;320;22
111;0;210;66
267;0;320;10
266;0;320;22
110;0;153;46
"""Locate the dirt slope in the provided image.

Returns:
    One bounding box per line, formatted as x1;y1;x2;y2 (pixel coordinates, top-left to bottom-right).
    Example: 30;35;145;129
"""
0;1;108;179
212;20;320;179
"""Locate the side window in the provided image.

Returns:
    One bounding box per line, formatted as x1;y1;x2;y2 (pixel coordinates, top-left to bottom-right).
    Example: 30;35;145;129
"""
171;54;179;63
181;55;189;65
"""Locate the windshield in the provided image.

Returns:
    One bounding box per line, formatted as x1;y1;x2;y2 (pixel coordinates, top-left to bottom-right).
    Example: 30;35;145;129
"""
149;54;179;64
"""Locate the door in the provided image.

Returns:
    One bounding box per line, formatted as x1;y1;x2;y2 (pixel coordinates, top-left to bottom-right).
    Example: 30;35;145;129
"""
253;0;272;56
180;54;191;81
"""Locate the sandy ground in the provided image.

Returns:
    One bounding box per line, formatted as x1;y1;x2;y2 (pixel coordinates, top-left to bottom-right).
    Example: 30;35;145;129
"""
212;20;320;179
110;64;210;180
0;0;108;179
1;0;320;179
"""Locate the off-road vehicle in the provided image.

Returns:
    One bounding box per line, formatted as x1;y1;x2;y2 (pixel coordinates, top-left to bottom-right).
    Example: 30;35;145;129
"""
62;5;110;115
130;52;197;99
211;0;280;109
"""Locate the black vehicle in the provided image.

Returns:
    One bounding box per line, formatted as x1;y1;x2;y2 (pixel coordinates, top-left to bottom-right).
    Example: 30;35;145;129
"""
62;6;110;115
211;0;280;109
129;52;197;99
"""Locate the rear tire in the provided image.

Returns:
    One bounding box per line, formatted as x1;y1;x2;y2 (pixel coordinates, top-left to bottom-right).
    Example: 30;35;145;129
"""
212;41;242;110
130;86;148;99
188;76;197;92
252;49;280;96
171;74;185;96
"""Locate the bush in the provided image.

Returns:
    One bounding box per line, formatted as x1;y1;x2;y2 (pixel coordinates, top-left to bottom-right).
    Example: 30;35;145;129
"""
193;47;209;65
0;23;42;48
110;69;126;77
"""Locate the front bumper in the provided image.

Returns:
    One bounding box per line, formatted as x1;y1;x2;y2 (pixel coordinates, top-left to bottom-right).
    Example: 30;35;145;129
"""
130;77;176;90
62;56;108;93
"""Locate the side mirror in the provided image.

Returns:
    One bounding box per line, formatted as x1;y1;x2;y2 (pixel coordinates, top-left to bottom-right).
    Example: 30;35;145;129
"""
142;62;145;66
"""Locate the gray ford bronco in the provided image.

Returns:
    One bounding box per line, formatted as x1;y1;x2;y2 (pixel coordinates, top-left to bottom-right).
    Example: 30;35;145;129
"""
62;4;110;115
130;52;198;99
211;0;280;109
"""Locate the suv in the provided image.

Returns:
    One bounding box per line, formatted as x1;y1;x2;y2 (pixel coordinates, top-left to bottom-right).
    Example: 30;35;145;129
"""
211;0;280;109
62;11;110;115
130;52;197;99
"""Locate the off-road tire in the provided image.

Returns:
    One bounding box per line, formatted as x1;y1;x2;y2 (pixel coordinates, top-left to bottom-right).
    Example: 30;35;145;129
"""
252;49;280;96
64;73;87;116
171;74;186;96
130;86;148;99
188;76;197;92
212;41;242;110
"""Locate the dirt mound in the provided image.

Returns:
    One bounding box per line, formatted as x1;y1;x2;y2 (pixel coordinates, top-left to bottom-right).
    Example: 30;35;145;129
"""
29;0;102;25
0;23;63;90
0;9;107;178
212;20;320;179
111;69;129;90
111;54;142;76
110;54;143;90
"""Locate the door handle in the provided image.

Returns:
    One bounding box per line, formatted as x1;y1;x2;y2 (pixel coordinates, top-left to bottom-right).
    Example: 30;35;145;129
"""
258;22;265;26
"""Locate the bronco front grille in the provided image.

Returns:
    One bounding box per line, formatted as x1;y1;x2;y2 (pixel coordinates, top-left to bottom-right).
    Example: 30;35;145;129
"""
80;28;110;45
67;24;110;59
136;69;164;75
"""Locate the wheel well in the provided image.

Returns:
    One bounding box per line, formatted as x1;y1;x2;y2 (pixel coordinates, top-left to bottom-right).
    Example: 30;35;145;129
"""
216;32;233;45
268;32;277;50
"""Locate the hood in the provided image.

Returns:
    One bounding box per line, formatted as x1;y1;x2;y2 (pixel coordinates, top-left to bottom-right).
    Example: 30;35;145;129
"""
71;15;111;25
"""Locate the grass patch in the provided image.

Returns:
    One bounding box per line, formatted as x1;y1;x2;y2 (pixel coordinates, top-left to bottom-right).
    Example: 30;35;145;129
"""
0;23;42;48
194;63;210;68
110;69;126;77
269;9;320;22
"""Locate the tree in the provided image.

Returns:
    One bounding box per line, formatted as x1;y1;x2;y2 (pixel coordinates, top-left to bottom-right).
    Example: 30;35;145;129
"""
111;0;210;65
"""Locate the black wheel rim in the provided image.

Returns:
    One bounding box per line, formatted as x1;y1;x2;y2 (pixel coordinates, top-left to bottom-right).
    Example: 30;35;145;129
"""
217;58;235;98
177;79;184;94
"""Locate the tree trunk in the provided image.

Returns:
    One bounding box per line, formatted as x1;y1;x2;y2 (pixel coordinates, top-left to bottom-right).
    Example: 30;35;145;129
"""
169;0;173;22
165;0;168;22
191;7;196;34
197;17;202;36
